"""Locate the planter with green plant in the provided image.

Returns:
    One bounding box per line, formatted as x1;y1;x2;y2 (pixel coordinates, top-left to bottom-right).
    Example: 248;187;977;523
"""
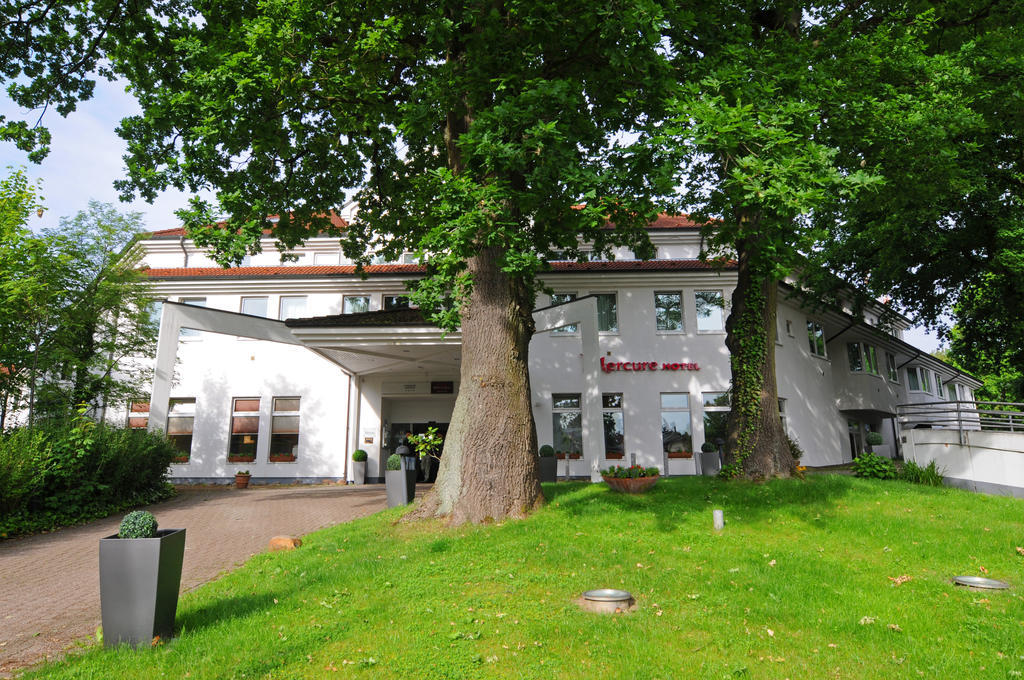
385;454;413;507
600;465;660;493
538;445;557;483
865;431;884;453
351;449;368;485
234;470;251;489
99;511;185;648
699;441;721;476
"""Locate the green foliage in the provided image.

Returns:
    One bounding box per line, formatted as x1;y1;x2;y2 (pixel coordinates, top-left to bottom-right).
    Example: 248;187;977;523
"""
118;510;158;539
600;465;659;479
785;434;803;461
385;454;402;471
0;416;176;538
701;441;718;453
865;432;884;447
408;427;443;463
352;449;368;462
538;445;555;458
898;460;945;487
851;452;897;480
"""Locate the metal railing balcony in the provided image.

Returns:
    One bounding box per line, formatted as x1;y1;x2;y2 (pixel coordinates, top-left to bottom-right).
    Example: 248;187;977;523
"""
896;400;1024;440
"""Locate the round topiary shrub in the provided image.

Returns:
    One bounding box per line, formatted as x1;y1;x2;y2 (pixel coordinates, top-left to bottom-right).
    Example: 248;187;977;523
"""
119;510;158;539
352;449;368;462
386;453;402;471
538;444;555;458
865;431;884;447
701;441;718;453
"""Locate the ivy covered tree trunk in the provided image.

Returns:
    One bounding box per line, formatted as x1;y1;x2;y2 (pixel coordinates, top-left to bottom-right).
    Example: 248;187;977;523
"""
722;231;796;479
411;247;543;525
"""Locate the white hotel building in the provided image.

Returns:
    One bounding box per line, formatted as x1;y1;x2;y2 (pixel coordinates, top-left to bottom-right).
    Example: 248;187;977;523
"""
129;216;980;483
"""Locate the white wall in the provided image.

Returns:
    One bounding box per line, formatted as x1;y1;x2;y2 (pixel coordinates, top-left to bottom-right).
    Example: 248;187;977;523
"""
903;428;1024;497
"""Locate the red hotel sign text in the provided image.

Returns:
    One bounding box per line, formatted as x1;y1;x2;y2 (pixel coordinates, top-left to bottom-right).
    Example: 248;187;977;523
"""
600;357;700;373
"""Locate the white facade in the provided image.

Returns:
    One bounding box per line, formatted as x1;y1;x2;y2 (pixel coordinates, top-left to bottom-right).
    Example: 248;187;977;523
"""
127;222;981;482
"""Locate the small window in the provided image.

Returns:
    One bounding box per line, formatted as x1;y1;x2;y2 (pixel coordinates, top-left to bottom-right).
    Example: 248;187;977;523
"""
847;342;864;372
785;319;793;337
166;398;196;459
807;321;827;358
314;251;339;265
179;298;206;338
383;295;410;311
550;293;578;334
886;352;899;383
552;393;582;456
655;291;683;332
240;296;269;317
229;397;260;460
660;393;692;456
343;295;370;314
270;397;300;461
602;393;624;457
127;400;149;429
400;252;420;264
702;391;730;449
946;383;957;401
695;290;725;332
595;293;618;333
148;301;163;332
907;366;930;393
279;296;307;320
778;398;788;434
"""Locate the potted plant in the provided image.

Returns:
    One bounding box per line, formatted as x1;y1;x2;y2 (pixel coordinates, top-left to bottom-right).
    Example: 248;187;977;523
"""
99;511;185;648
351;449;368;485
699;442;721;476
865;431;884;453
385;454;413;507
234;470;251;489
600;465;660;494
538;445;557;483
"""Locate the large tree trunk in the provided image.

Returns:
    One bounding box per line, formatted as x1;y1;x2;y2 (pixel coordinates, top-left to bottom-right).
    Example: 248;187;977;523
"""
410;246;543;524
721;230;796;479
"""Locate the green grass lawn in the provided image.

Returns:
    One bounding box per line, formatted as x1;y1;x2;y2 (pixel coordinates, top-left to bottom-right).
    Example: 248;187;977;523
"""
27;476;1024;679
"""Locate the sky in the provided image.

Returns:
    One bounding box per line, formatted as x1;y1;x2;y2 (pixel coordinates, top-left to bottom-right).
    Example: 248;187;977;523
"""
0;79;946;353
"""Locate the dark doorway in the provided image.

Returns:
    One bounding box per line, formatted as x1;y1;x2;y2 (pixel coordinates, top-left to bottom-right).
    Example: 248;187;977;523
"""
388;421;448;482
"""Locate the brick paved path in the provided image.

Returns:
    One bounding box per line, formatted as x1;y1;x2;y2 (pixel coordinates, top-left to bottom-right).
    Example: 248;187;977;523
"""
0;483;391;676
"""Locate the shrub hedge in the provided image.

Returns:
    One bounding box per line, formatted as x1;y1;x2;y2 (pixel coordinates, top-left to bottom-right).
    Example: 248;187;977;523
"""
0;415;176;538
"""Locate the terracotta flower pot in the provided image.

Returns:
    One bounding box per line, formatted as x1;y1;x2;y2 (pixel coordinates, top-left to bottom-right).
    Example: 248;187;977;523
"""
602;475;659;494
234;473;251;489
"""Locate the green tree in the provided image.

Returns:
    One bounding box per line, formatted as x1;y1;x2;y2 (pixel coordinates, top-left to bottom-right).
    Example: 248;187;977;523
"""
105;1;675;523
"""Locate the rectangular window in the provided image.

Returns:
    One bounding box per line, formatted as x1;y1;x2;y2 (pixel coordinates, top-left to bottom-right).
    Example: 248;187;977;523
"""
807;321;827;358
279;296;307;320
864;345;878;375
229;397;260;461
596;293;618;333
907;366;930;393
946;383;957;401
148;301;163;332
270;397;300;461
886;352;899;383
660;393;692;457
551;393;582;456
703;392;731;449
785;319;793;336
695;290;725;332
907;366;921;391
778;398;787;434
383;295;410;311
179;297;206;338
127;400;149;429
166;398;195;459
400;252;420;264
654;292;683;332
240;296;269;317
343;295;370;314
933;371;943;396
550;293;578;334
847;342;864;372
313;251;339;265
602;393;624;458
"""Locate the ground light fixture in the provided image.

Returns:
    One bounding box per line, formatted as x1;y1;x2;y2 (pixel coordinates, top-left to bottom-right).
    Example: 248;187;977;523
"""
952;576;1011;590
578;588;636;614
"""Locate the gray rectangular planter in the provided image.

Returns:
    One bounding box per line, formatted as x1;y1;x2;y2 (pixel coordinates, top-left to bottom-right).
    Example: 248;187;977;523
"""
99;528;186;648
538;457;557;483
352;460;366;485
385;469;417;507
699;450;721;476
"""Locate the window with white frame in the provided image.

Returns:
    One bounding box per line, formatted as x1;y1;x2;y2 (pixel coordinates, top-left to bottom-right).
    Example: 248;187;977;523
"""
602;393;624;457
343;295;370;314
695;290;726;332
551;394;582;456
148;301;163;332
179;297;206;338
906;366;931;393
886;352;899;383
660;393;692;456
270;397;300;460
595;293;618;333
847;342;879;375
933;371;944;396
166;398;195;458
702;392;731;449
654;291;683;332
946;382;957;401
229;397;261;460
127;400;149;429
240;297;269;317
313;251;339;265
279;296;307;320
778;398;788;434
785;319;794;337
549;293;578;334
807;320;827;358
